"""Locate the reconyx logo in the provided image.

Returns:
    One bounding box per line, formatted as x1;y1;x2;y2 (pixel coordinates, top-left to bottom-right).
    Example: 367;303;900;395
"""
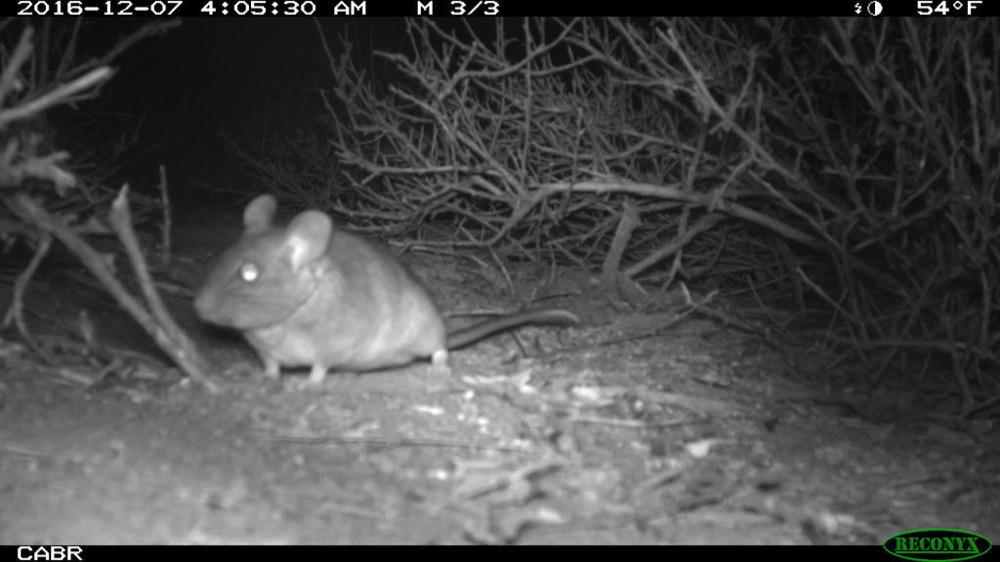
884;528;992;562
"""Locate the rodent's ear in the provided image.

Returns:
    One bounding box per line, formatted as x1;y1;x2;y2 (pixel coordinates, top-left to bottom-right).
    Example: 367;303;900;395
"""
244;194;278;233
285;210;332;268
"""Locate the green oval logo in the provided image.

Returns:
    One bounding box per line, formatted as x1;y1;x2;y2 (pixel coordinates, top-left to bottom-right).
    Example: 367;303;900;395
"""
884;528;992;562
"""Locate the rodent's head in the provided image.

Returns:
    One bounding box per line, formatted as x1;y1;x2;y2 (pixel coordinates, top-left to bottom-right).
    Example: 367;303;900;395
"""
194;195;333;330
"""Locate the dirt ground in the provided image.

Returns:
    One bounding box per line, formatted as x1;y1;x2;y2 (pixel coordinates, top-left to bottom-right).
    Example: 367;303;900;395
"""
1;206;998;544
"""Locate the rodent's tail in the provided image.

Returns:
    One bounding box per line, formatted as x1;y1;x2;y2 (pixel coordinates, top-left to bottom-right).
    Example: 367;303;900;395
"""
445;309;579;350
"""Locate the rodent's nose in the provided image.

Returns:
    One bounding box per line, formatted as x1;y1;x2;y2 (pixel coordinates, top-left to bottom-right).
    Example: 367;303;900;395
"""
193;290;214;322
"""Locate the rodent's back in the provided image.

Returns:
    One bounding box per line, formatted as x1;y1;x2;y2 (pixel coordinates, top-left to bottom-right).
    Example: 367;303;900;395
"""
316;229;447;364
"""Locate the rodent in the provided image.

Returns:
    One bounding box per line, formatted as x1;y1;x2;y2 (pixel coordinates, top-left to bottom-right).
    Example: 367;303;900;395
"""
194;194;579;386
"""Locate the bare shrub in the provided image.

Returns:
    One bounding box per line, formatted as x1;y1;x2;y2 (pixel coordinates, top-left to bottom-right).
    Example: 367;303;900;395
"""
232;18;997;411
1;19;213;391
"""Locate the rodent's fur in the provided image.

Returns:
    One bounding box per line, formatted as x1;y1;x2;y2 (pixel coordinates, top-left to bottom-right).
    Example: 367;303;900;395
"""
194;194;578;385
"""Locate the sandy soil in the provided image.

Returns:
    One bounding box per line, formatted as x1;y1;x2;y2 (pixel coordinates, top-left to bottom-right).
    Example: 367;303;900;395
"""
1;209;997;544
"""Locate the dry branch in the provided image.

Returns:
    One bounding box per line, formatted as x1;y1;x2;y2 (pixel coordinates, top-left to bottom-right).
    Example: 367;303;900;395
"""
6;192;216;392
1;20;209;390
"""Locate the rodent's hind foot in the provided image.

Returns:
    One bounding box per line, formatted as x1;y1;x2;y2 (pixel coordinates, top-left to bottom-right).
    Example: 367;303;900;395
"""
306;363;329;387
429;349;475;394
430;349;450;376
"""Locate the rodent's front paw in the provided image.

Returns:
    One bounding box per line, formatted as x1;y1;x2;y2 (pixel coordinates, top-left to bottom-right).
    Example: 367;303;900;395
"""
262;358;282;379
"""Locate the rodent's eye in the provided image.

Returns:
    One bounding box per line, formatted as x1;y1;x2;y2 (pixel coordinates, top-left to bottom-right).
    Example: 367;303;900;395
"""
239;262;260;283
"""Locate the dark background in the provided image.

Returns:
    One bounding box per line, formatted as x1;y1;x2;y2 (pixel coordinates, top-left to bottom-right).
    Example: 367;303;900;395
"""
46;18;412;206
